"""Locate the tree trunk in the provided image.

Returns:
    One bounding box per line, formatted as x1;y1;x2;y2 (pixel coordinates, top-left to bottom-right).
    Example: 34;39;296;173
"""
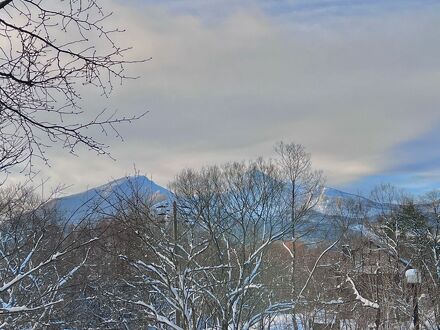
291;183;299;330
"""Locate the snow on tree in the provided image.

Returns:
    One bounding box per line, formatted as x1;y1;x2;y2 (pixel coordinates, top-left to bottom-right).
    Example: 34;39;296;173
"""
0;184;98;328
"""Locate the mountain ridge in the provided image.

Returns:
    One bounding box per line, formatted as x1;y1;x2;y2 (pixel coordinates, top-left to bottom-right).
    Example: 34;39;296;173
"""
51;175;376;224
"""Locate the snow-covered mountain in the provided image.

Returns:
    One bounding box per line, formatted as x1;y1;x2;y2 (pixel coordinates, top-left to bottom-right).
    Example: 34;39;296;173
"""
49;176;382;227
317;187;383;216
49;176;172;223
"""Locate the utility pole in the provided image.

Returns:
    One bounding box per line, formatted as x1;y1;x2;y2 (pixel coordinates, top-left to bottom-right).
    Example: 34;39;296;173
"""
173;201;178;250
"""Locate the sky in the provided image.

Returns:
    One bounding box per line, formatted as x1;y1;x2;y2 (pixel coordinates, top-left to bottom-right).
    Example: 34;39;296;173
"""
8;0;440;196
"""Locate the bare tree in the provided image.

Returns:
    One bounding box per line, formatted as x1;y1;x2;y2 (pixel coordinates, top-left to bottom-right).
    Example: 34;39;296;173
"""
171;159;292;329
367;184;407;271
0;184;98;328
0;0;145;174
274;142;324;328
418;190;440;329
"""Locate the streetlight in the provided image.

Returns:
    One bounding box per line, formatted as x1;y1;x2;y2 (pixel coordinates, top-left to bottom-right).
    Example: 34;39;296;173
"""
405;268;421;330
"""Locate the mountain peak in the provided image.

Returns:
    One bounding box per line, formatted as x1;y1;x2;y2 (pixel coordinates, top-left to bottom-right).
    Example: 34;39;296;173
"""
51;175;172;223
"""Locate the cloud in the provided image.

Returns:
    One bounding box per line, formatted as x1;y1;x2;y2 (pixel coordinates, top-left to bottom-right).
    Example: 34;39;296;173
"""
340;120;440;194
9;0;440;194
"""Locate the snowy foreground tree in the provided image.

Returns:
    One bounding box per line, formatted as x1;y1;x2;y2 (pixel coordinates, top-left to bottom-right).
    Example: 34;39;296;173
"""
421;190;440;328
0;1;142;324
0;184;98;328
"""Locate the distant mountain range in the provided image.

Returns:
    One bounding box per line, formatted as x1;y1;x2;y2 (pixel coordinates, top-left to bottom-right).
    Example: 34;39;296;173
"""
49;176;384;225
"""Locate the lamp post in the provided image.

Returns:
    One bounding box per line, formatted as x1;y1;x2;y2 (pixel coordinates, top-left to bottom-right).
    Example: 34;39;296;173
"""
405;268;421;330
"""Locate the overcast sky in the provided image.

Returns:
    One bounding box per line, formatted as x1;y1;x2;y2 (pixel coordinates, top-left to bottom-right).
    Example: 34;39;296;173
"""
9;0;440;196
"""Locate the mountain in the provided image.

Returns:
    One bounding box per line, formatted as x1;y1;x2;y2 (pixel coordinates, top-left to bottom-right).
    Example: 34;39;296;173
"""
49;176;172;224
316;187;384;216
49;176;379;229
